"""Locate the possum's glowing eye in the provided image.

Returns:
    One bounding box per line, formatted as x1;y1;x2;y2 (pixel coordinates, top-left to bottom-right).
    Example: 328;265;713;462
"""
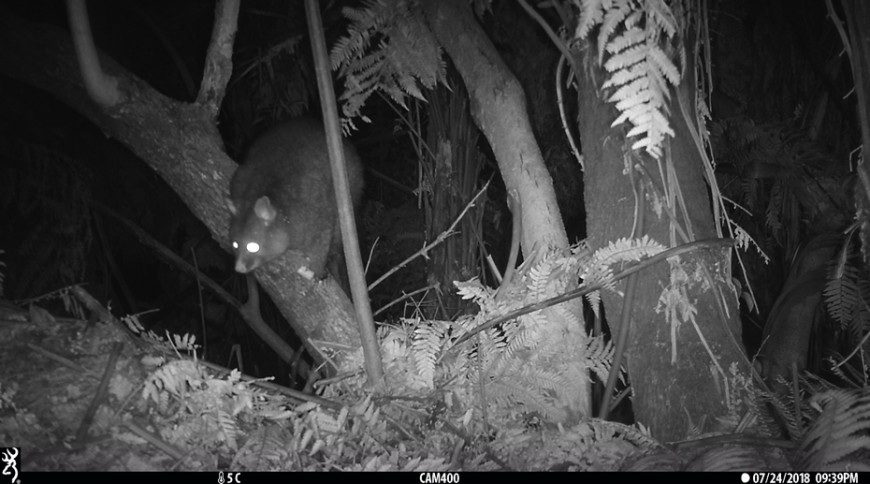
246;242;261;254
232;241;239;250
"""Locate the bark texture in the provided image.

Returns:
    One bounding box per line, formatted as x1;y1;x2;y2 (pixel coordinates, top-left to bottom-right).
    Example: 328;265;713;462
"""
0;8;361;371
422;0;590;419
577;49;754;440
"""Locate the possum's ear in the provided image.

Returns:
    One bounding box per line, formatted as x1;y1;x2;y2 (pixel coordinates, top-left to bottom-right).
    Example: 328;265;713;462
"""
254;196;277;222
226;198;238;215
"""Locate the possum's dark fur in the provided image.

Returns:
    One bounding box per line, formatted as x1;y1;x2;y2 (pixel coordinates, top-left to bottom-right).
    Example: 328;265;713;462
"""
227;119;363;285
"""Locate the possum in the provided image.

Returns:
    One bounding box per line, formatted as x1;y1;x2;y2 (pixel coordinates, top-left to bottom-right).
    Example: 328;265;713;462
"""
227;119;363;284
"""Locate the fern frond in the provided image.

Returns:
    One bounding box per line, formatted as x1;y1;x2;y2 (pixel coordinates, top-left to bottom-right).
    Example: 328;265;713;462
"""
645;0;678;38
759;388;807;441
623;451;683;471
455;278;493;306
607;74;649;107
575;0;612;42
604;61;647;87
647;42;681;85
216;409;240;449
800;389;870;470
412;320;450;388
504;316;536;357
519;364;570;393
527;258;553;301
330;2;391;69
332;0;445;121
590;235;666;267
742;386;791;438
575;0;681;159
581;236;665;311
733;224;771;264
486;369;568;422
597;0;634;63
828;355;870;393
603;27;646;62
585;289;603;319
497;318;523;349
374;244;621;429
824;261;860;328
765;180;784;233
580;334;615;382
685;447;764;471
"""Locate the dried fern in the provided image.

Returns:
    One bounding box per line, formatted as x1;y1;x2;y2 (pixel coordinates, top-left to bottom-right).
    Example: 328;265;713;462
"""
336;238;668;436
142;359;207;410
360;245;608;423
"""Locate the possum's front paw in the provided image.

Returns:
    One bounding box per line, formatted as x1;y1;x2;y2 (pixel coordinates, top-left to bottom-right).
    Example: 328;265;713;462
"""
296;263;329;282
296;265;316;281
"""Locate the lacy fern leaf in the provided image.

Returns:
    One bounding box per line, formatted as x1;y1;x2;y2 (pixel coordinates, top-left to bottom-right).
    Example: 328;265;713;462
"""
412;320;450;388
800;389;870;470
581;236;666;312
332;0;445;121
576;0;681;159
579;334;615;382
597;1;634;63
824;261;861;329
685;447;765;471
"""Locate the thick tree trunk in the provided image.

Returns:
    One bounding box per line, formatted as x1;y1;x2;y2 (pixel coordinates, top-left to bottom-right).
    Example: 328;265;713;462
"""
576;49;754;440
421;0;590;419
0;7;362;372
841;1;870;269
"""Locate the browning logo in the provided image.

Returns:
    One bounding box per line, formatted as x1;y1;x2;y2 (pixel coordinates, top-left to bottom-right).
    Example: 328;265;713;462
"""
0;448;18;484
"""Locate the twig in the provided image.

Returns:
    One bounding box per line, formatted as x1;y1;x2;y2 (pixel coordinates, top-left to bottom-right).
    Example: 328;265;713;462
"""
556;54;584;170
198;359;342;410
599;179;645;419
368;179;491;291
517;0;575;72
836;327;870;369
445;238;734;351
76;342;124;442
27;343;100;379
825;0;852;60
122;420;185;460
374;283;439;317
69;284;147;349
197;0;240;112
